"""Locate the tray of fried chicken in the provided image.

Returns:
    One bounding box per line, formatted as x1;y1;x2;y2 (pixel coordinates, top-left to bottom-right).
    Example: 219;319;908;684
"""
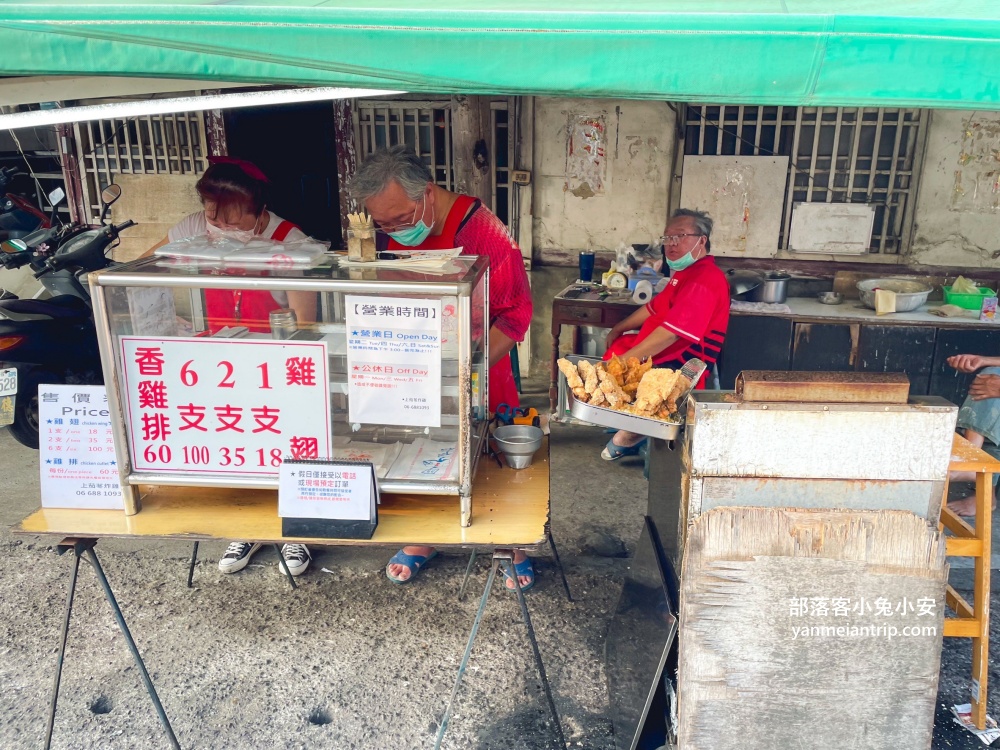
556;354;706;439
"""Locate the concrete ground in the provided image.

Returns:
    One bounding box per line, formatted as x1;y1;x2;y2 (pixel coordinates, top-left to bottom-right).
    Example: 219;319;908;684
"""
0;379;997;749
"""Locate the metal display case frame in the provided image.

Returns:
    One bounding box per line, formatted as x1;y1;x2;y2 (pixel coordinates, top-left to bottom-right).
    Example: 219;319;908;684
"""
89;255;490;527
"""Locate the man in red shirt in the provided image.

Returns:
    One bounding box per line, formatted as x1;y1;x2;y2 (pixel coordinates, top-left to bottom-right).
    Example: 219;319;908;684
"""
350;146;536;590
602;208;730;460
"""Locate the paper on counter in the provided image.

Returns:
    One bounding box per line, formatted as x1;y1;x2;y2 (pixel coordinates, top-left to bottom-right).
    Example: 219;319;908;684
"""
385;439;459;482
333;441;403;478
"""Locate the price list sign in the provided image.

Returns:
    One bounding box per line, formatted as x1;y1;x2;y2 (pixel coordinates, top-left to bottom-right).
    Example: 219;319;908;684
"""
39;385;123;509
120;337;331;476
345;296;442;428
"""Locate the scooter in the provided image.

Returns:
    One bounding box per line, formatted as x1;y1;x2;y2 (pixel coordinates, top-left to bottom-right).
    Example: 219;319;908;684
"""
0;184;134;448
0;166;51;241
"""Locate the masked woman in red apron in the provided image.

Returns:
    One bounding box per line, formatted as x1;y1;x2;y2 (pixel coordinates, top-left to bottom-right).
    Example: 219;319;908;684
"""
146;158;318;577
351;146;536;590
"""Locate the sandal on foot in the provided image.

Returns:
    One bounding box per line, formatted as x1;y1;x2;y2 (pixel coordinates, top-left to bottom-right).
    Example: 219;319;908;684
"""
385;549;438;584
502;557;536;593
601;437;647;461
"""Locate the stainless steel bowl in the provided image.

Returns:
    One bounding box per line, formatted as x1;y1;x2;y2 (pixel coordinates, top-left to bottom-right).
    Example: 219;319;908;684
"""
817;291;843;305
492;425;544;470
856;278;933;312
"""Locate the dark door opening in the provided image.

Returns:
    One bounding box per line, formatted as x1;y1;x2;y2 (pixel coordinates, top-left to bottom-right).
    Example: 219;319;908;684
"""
224;101;341;246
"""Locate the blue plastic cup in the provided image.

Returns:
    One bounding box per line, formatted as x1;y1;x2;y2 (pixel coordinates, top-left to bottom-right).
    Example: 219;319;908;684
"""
579;251;595;282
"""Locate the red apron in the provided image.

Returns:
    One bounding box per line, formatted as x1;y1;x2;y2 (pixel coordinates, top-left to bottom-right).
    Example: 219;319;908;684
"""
388;197;519;412
204;220;298;333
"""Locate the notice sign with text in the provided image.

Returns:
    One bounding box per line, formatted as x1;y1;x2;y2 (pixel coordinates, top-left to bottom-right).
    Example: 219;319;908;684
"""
345;296;441;427
39;385;123;509
120;337;331;476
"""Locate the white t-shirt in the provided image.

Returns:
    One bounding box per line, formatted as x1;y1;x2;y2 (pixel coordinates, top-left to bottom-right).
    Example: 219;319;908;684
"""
168;210;308;307
167;210;307;243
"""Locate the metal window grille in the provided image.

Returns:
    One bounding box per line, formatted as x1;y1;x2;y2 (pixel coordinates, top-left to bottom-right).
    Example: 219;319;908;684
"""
73;112;207;222
683;105;925;254
490;100;515;227
354;100;454;189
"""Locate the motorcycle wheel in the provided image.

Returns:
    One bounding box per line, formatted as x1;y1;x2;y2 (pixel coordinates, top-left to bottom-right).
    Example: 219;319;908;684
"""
9;369;60;449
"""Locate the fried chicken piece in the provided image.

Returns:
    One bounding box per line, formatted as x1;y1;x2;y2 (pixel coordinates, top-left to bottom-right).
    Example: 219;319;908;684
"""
577;359;600;396
634;369;682;414
572;386;589;403
622;381;640;397
590;386;607;406
557;358;583;389
623;356;653;387
598;365;632;408
606;355;627;387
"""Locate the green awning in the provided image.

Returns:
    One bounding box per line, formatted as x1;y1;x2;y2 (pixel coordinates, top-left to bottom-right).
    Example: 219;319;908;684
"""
2;1;999;108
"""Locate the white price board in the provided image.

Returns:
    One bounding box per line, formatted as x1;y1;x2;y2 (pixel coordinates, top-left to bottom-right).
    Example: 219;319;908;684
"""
120;337;331;476
345;296;442;427
278;460;377;521
38;384;123;509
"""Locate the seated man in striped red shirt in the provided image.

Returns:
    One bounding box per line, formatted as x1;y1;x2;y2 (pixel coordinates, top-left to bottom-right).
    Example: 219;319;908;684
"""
601;208;730;460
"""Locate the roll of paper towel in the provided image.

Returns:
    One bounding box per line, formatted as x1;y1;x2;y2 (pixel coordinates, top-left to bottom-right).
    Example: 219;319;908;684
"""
632;279;653;304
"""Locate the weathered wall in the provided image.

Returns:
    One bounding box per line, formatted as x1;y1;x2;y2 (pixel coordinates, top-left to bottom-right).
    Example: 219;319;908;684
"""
909;110;1000;267
108;173;202;260
530;98;675;260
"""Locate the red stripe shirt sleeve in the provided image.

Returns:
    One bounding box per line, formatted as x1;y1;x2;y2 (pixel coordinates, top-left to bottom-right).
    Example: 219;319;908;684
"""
455;207;533;341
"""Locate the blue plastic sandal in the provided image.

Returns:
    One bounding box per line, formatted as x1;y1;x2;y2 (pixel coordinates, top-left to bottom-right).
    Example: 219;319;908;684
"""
385;549;438;584
502;557;536;593
601;437;647;461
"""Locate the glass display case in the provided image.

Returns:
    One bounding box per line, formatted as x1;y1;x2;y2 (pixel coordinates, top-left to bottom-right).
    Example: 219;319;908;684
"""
90;254;489;527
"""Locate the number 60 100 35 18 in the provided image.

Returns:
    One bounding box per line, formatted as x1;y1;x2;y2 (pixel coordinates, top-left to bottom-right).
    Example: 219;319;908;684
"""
142;445;284;467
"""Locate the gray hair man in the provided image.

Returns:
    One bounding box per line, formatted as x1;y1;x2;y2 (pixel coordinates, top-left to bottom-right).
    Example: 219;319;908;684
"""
601;207;730;460
350;145;536;590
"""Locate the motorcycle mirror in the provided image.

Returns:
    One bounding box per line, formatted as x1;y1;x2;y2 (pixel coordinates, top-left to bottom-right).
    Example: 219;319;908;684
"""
47;186;66;207
99;184;122;225
101;184;122;206
0;239;27;254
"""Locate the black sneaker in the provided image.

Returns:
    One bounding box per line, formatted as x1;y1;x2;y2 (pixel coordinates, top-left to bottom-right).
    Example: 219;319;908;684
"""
280;544;312;577
218;541;262;574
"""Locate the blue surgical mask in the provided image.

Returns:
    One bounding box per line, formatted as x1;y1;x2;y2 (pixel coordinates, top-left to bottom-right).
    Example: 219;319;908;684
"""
666;251;698;272
388;197;433;246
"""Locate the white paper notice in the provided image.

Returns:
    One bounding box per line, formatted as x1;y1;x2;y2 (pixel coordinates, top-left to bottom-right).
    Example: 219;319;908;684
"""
39;384;123;509
345;296;442;427
120;336;331;476
278;461;376;521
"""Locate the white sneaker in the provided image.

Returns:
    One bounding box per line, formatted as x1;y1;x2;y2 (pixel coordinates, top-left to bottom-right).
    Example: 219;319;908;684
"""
280;544;312;577
218;541;262;574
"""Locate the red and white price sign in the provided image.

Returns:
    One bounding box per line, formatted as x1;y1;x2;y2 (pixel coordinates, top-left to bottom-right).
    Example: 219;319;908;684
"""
120;336;331;476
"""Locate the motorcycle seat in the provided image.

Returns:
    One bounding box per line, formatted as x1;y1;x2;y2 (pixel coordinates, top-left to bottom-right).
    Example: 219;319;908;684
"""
0;295;90;320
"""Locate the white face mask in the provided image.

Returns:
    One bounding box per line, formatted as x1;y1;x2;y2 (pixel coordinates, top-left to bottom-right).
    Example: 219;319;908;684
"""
206;208;264;244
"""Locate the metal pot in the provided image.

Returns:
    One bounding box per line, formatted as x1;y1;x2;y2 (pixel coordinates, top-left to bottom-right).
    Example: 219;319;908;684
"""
750;271;790;303
726;268;763;298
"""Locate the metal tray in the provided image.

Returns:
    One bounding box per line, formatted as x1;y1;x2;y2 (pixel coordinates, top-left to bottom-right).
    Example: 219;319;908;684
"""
562;354;684;440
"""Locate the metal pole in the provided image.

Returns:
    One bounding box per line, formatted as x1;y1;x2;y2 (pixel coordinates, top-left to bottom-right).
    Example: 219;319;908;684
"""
435;560;499;749
503;557;566;749
546;531;573;603
458;549;478;601
273;544;298;590
83;547;181;750
44;545;82;750
186;542;199;588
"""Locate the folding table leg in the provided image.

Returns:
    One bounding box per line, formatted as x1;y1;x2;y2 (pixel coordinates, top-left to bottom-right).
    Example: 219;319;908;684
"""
457;549;478;601
45;540;180;750
435;556;499;749
972;471;993;729
502;556;566;749
273;544;298;590
546;530;573;602
44;543;82;750
186;542;199;588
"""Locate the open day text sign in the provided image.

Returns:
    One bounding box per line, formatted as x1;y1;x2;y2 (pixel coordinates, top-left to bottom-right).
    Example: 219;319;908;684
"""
121;337;331;476
345;295;442;428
